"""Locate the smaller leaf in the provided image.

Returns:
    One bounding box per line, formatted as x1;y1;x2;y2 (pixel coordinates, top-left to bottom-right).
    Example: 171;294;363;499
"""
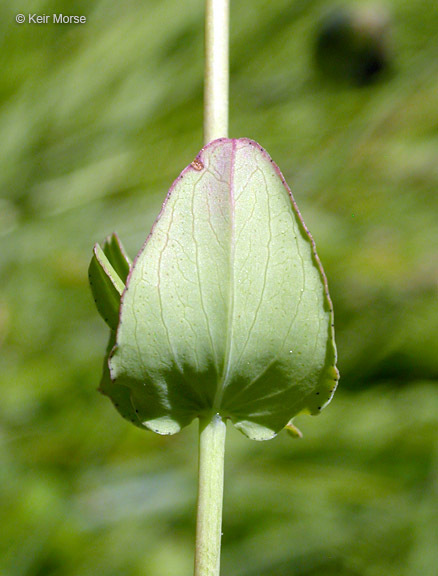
88;243;125;330
233;421;277;441
99;331;144;428
102;233;131;283
89;234;141;426
285;421;303;439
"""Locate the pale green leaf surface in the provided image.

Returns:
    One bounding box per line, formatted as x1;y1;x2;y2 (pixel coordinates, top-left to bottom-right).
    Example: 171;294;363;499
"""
109;138;338;439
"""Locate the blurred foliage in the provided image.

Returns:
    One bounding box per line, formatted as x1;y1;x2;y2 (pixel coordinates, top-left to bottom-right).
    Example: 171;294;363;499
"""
314;5;392;84
0;0;437;575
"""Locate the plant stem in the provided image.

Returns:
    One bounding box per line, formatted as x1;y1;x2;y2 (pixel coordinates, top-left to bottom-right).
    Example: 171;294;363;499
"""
194;414;227;576
204;0;229;144
196;3;229;572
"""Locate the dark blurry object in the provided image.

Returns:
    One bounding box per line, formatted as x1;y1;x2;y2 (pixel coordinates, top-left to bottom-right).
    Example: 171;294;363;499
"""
315;4;392;85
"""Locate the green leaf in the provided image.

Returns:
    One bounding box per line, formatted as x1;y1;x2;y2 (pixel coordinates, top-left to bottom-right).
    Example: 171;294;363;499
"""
109;138;338;439
88;239;126;330
88;234;140;425
102;232;132;283
285;421;303;439
99;331;144;428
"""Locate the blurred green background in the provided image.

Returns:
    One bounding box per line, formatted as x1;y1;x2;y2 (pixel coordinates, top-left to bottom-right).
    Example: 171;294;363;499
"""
1;0;437;575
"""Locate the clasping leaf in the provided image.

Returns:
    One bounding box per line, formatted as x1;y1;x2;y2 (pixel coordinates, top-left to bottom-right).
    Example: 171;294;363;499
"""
90;139;338;440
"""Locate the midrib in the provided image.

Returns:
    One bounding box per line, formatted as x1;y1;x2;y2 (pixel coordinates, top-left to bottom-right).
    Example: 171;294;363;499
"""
213;139;237;413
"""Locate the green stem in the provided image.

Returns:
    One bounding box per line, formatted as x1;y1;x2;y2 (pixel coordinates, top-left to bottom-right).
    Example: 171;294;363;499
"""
204;0;229;144
194;414;227;576
196;3;229;572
